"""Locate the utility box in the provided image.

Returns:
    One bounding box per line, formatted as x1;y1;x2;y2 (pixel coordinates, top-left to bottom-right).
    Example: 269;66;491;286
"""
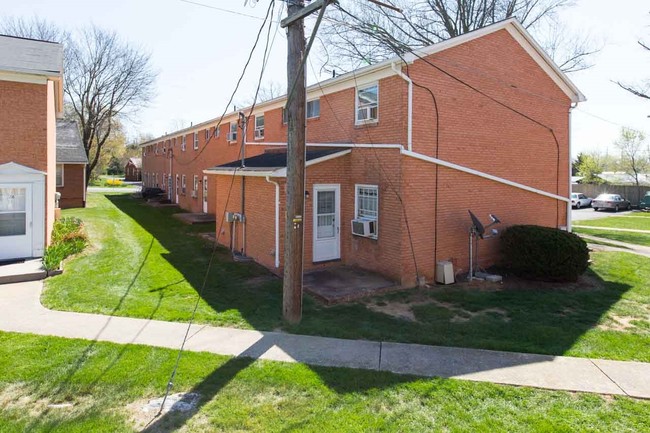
435;261;455;285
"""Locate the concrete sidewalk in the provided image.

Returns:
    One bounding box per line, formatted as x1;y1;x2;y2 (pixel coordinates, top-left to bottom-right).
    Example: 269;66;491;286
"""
580;233;650;257
1;281;649;399
573;225;650;234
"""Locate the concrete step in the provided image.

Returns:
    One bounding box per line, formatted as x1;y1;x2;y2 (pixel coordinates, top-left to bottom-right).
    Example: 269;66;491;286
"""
0;259;47;285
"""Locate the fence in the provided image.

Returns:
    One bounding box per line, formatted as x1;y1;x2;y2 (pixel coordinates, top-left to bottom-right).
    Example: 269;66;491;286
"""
572;183;649;205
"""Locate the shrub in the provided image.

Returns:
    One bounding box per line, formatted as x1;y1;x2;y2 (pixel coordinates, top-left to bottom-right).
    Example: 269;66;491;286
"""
105;178;123;186
44;217;88;271
499;225;589;282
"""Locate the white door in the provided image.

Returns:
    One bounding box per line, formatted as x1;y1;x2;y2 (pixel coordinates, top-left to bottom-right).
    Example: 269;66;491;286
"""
0;184;32;260
175;175;179;203
313;184;340;262
202;176;208;213
167;176;172;201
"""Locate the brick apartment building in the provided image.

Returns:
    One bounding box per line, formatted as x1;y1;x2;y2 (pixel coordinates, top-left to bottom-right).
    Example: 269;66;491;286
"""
0;35;64;261
141;19;584;286
56;120;88;209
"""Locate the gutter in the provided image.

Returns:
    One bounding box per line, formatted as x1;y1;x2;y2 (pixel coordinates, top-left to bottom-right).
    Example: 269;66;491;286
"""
391;62;413;151
402;149;570;203
265;176;281;268
567;103;577;232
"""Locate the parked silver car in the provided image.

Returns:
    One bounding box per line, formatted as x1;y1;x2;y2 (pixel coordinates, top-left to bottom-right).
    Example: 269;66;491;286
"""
571;193;592;209
592;194;631;212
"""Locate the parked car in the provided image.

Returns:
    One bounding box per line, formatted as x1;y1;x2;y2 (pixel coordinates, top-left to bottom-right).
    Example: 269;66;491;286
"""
592;194;631;212
570;193;592;209
640;192;650;210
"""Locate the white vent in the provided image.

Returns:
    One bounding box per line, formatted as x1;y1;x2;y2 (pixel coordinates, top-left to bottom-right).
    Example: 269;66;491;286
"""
351;218;377;238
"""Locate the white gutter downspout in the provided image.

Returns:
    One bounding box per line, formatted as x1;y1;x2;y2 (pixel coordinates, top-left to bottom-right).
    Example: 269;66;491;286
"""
391;62;413;152
567;104;577;232
265;176;280;268
403;149;570;203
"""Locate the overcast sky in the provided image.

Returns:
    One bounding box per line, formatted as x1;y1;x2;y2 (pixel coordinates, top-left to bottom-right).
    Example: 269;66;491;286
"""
2;0;649;157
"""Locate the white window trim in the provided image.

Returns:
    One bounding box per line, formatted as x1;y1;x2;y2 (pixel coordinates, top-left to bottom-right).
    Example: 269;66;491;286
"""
181;175;187;194
205;129;209;141
193;132;199;150
56;164;64;188
307;98;320;119
355;183;379;239
355;82;379;125
181;135;186;152
193;175;199;192
228;122;238;143
254;114;265;140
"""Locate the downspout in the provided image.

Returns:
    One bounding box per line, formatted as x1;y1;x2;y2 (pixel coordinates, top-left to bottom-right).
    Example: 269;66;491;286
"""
567;103;577;232
392;62;413;152
239;112;247;254
265;176;280;268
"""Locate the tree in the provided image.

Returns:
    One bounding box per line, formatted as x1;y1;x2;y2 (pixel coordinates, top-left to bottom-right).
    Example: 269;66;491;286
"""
0;17;157;185
617;19;649;100
320;0;597;73
614;128;649;190
573;152;606;184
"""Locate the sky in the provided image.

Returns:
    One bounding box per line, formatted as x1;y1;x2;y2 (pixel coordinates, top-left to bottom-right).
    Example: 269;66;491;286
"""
1;0;649;157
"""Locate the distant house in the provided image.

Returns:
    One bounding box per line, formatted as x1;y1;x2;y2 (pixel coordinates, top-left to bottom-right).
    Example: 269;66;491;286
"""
0;35;64;261
124;157;142;182
142;19;585;286
56;120;88;208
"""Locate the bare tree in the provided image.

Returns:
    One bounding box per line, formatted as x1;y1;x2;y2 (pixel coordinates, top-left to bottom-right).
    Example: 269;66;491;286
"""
615;128;649;192
255;81;285;102
0;17;157;184
617;38;650;100
320;0;597;73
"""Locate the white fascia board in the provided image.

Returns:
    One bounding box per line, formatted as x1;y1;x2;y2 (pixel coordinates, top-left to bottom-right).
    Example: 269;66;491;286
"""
402;149;570;203
0;70;48;85
203;168;280;177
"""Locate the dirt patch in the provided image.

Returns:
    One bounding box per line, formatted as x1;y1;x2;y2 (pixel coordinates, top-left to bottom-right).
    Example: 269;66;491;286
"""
243;275;279;289
0;383;94;418
366;300;430;322
599;315;650;332
427;299;510;324
126;392;201;433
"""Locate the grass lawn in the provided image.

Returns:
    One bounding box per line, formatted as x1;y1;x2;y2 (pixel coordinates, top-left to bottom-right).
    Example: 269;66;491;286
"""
43;193;650;362
574;214;650;231
573;227;650;247
1;332;648;433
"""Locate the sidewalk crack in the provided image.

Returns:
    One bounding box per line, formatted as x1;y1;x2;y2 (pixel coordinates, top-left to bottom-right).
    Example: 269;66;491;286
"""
589;359;630;397
378;341;383;371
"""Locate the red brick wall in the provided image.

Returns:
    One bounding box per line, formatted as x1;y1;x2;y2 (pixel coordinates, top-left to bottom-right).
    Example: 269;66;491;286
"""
57;164;85;208
124;162;141;181
0;81;48;171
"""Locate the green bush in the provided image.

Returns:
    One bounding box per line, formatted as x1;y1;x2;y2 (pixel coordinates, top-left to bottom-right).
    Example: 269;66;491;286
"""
44;217;88;271
499;225;589;282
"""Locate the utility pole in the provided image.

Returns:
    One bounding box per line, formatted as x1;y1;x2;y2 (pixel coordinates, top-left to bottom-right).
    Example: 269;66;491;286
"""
281;0;330;324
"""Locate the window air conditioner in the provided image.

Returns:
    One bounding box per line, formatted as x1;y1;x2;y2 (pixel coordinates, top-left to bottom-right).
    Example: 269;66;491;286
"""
227;132;237;142
254;129;264;139
191;190;198;198
351;218;377;237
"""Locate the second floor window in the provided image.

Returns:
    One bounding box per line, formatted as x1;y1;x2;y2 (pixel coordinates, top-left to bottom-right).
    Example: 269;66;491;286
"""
228;122;238;142
193;132;199;150
307;99;320;118
255;114;265;139
181;136;186;152
356;83;378;124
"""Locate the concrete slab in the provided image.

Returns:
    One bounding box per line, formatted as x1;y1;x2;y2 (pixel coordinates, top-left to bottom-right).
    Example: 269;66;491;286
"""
172;212;216;224
380;342;626;395
0;259;46;285
591;359;650;399
304;266;401;304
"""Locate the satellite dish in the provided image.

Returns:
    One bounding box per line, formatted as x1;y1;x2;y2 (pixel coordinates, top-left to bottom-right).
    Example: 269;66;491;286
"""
489;214;501;224
468;210;485;238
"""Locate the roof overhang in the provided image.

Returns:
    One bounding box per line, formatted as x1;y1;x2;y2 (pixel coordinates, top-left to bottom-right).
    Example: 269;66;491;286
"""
204;149;351;178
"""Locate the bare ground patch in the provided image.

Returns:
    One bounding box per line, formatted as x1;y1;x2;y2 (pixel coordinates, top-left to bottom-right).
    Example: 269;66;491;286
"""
0;383;95;419
599;314;650;333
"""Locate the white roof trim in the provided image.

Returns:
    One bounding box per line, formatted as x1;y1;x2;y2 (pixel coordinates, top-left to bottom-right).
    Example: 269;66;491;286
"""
0;162;47;176
142;19;584;148
204;149;351;178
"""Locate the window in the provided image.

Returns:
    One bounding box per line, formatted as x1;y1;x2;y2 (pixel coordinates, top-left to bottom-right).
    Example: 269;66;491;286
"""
282;108;288;124
356;83;378;124
181;175;187;194
173;137;176;147
214;125;220;138
254;114;264;139
205;129;209;141
181;135;186;152
193;132;199;150
193;175;199;192
228;122;238;142
307;99;320;119
355;184;379;237
56;164;64;187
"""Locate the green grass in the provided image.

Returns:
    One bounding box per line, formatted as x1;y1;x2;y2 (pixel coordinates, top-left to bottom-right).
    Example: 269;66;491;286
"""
574;228;650;247
574;215;650;231
1;332;648;432
43;193;650;362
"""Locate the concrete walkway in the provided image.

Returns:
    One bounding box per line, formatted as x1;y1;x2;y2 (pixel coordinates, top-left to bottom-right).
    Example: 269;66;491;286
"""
580;233;650;257
2;281;649;399
573;225;650;234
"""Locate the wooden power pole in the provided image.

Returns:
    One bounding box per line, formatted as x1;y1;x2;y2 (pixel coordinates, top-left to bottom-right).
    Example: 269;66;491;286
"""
281;0;330;324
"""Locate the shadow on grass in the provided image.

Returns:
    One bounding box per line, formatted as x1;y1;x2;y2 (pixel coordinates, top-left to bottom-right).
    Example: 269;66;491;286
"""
98;193;635;432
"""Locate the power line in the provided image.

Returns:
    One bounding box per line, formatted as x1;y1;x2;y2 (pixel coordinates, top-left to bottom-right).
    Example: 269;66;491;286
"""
180;0;278;22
